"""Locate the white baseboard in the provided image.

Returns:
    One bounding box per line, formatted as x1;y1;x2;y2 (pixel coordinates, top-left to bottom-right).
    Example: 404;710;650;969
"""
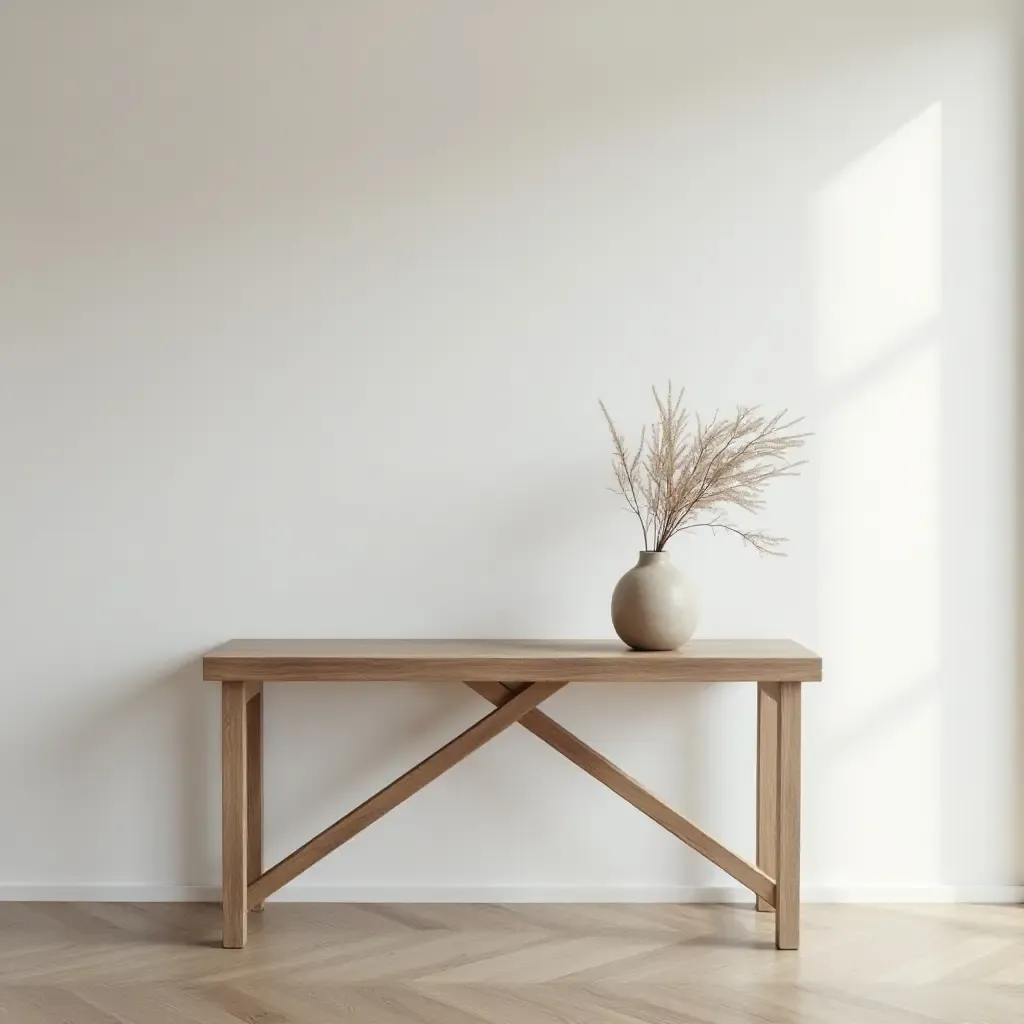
1;884;1021;904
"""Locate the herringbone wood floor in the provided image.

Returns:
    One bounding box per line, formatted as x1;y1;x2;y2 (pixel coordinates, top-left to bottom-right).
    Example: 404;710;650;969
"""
0;903;1021;1023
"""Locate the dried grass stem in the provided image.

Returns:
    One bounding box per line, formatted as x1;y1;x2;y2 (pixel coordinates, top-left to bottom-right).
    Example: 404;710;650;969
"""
600;383;808;555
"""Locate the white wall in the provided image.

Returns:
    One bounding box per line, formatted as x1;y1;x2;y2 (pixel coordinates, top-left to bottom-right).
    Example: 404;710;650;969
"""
0;0;1019;901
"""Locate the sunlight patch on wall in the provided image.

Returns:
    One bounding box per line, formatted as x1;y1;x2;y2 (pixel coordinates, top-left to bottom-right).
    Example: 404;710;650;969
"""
812;104;942;883
814;104;942;381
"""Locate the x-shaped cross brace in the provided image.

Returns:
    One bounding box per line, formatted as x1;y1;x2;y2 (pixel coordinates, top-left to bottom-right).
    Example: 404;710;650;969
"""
237;680;784;940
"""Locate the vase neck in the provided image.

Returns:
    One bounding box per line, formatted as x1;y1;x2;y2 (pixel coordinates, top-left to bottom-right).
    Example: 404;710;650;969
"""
637;550;670;567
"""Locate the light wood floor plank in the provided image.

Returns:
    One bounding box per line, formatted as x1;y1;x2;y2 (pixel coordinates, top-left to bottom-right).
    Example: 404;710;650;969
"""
1;903;1022;1023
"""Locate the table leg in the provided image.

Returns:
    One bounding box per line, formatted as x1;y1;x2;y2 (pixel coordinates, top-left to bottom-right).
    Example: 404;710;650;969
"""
247;683;264;912
222;680;248;948
775;680;802;950
756;682;778;912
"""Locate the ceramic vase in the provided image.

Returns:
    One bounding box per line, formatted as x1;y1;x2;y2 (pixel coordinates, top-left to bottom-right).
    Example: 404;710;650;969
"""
611;550;698;651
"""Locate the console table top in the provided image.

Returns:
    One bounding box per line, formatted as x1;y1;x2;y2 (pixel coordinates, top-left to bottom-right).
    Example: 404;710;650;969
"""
203;638;822;683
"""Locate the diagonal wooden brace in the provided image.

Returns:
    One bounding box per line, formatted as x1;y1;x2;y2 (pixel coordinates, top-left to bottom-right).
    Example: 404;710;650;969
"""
248;680;565;907
465;680;776;907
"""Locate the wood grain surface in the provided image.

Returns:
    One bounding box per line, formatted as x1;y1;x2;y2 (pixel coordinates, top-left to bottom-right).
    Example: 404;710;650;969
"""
204;638;822;683
220;681;247;949
756;681;779;912
1;902;1020;1024
775;680;802;950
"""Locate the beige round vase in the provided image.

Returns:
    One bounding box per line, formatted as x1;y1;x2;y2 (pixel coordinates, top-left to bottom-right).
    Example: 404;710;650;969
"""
611;550;699;651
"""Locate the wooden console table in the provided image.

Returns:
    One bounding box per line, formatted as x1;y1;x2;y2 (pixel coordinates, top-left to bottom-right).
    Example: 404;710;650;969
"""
203;639;821;950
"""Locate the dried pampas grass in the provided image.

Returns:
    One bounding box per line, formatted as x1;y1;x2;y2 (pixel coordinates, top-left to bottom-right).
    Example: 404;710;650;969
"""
599;383;809;554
